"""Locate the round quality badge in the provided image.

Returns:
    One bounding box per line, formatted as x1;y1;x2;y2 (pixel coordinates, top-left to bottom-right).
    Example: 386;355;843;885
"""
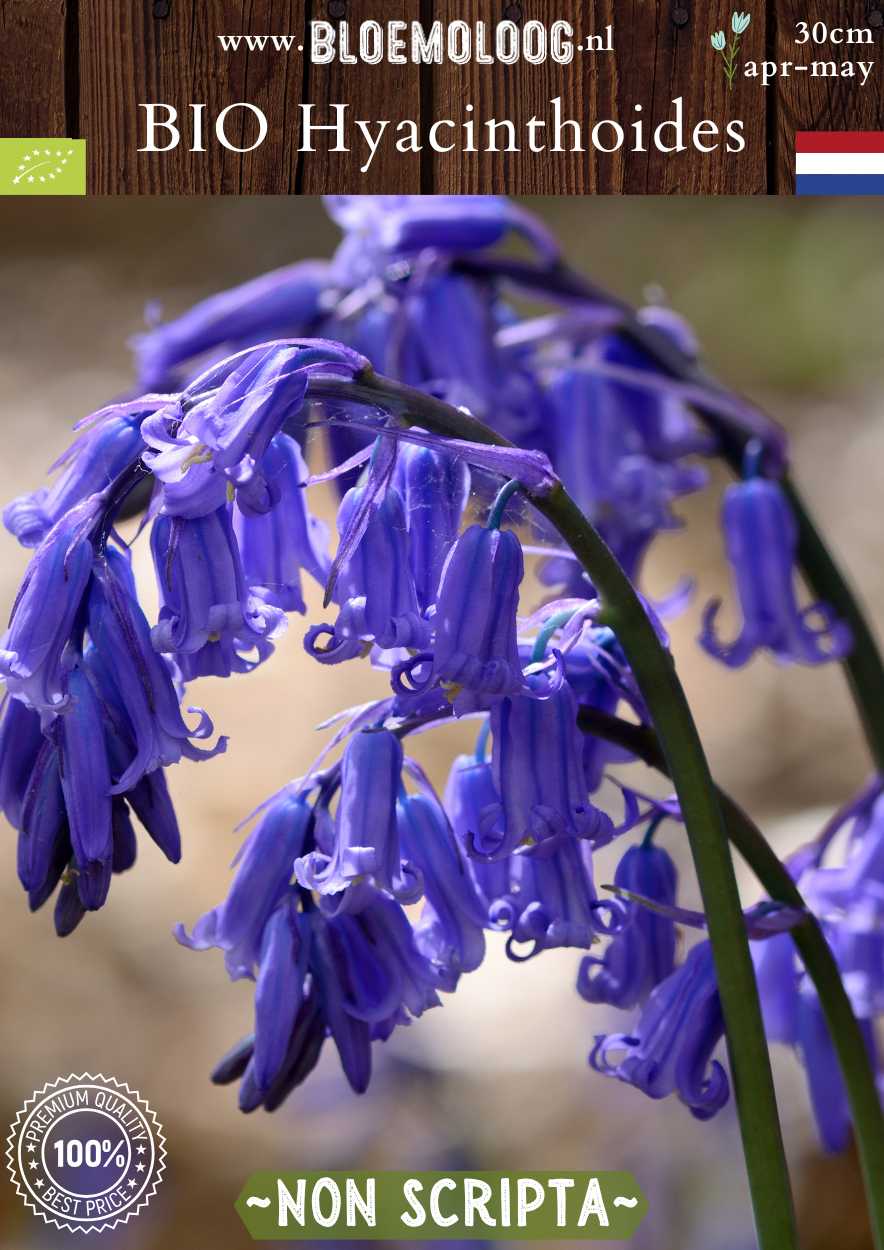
6;1074;165;1234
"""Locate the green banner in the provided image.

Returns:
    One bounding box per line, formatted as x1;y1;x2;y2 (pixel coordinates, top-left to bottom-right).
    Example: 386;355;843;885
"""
0;139;86;195
235;1170;647;1240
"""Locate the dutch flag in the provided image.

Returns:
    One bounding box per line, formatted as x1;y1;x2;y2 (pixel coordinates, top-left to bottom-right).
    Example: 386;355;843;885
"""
796;133;884;195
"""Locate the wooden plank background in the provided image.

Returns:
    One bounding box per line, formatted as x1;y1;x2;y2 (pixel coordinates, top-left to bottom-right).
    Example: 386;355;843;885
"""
1;0;882;193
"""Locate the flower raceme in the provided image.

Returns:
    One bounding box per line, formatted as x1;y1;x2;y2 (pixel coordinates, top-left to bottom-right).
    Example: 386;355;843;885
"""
0;197;874;1151
700;476;852;668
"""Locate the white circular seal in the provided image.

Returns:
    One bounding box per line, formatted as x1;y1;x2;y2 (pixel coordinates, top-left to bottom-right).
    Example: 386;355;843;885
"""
6;1074;165;1234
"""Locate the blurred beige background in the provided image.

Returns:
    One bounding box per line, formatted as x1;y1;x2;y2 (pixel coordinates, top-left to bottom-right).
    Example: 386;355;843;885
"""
0;198;881;1250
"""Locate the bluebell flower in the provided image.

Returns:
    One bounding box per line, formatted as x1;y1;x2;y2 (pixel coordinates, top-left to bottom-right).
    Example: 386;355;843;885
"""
3;634;194;930
397;791;487;990
295;729;414;905
252;900;309;1092
143;341;365;519
3;412;144;549
325;195;559;286
490;664;614;855
89;547;225;789
0;694;46;828
591;940;729;1120
392;440;471;612
700;478;851;667
804;795;884;1021
352;888;443;1037
0;498;99;714
443;752;510;916
15;735;69;913
132;260;332;388
49;663;113;911
795;987;878;1154
524;620;644;792
176;788;313;979
210;881;442;1108
396;523;524;712
549;363;705;584
505;835;614;957
322;483;428;653
233;433;329;614
578;840;678;1009
150;505;285;680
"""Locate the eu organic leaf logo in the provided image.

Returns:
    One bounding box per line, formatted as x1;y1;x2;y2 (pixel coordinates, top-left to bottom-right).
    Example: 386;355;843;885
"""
711;11;751;90
0;139;86;195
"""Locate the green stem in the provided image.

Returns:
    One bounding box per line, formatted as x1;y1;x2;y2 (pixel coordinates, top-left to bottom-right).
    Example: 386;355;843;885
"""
312;371;798;1250
531;608;577;664
782;480;884;771
577;705;884;1250
450;253;884;775
487;477;523;530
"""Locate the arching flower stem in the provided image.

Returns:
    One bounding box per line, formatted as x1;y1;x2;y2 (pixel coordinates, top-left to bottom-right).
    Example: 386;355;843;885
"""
452;251;884;774
576;704;884;1250
486;478;523;530
308;367;797;1250
530;608;578;664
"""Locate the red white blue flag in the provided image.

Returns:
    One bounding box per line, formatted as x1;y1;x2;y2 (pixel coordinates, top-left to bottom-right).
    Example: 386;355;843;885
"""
796;133;884;195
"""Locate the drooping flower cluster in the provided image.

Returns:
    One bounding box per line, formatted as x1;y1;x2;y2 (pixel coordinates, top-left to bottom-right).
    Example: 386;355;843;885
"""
753;781;884;1151
0;340;366;929
1;196;876;1158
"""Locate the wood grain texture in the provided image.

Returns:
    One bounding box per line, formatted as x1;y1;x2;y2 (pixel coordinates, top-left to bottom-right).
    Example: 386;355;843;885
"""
773;0;884;191
615;0;768;194
0;0;67;139
428;0;605;193
429;0;767;194
0;0;882;193
300;0;422;192
79;0;307;193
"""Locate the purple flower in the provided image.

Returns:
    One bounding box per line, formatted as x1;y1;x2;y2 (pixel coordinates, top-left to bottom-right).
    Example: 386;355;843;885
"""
176;788;312;980
325;483;428;652
700;478;851;667
443;752;510;915
392;440;471;612
325;195;559;285
544;623;641;790
0;499;98;714
295;729;412;905
49;663;113;911
132;260;331;388
16;735;69;913
143;341;365;519
396;791;487;990
506;835;613;956
795;989;878;1154
233;433;330;614
578;841;678;1009
591;941;729;1121
0;694;46;828
3;412;144;549
490;664;614;855
804;795;884;1021
352;888;443;1036
150;506;285;680
549;365;705;583
230;887;439;1105
88;548;225;790
399;523;524;712
252;900;309;1092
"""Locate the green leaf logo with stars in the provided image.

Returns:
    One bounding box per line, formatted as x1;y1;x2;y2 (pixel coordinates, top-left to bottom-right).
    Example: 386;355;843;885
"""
0;139;86;195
